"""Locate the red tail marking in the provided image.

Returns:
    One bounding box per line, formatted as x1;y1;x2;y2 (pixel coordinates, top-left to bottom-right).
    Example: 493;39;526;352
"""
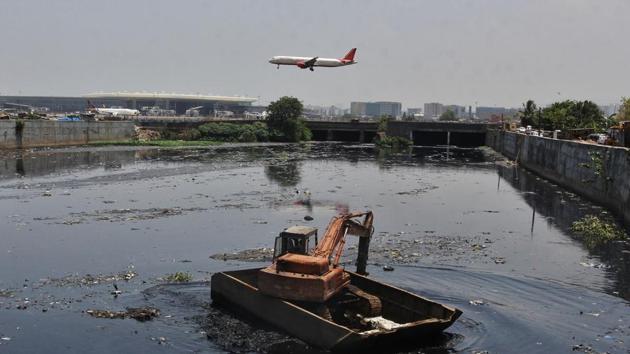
342;48;357;62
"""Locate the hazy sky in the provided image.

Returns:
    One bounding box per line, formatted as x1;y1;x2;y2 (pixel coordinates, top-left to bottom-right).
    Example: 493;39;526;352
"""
1;0;628;108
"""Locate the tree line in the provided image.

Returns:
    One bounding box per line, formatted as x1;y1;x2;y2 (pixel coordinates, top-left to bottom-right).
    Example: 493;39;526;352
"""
519;97;629;132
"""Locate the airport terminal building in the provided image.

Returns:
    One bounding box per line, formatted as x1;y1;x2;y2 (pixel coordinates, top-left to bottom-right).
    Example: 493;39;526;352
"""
0;92;257;115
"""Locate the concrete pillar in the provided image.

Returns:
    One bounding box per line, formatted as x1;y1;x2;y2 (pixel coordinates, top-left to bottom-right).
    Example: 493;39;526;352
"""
409;130;413;141
359;130;365;143
447;131;451;145
327;129;333;141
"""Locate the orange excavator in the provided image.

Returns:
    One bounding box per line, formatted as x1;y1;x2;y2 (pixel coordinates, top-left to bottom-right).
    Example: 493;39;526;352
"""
258;211;374;302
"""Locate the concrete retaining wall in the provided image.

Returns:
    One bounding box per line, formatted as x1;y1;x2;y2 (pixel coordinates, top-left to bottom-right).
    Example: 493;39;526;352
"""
487;130;630;225
0;120;135;148
1;121;17;148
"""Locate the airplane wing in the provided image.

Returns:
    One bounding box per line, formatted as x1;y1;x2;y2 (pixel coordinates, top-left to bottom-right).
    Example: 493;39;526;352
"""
304;57;318;67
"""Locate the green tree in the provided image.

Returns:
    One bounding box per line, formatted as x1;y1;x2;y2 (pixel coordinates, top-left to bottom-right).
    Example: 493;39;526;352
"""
615;97;630;123
540;100;605;131
377;116;389;132
266;96;311;142
519;100;538;127
439;110;457;121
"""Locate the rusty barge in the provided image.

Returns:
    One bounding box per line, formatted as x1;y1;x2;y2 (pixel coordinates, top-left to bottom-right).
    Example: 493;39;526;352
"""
210;211;462;351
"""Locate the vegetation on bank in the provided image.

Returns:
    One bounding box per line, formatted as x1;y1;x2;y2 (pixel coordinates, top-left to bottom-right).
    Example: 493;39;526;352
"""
519;99;612;132
198;121;269;142
374;117;412;149
571;214;627;249
375;136;413;149
89;140;221;147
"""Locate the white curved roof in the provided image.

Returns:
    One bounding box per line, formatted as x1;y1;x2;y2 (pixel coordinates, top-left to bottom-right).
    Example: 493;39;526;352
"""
83;92;257;103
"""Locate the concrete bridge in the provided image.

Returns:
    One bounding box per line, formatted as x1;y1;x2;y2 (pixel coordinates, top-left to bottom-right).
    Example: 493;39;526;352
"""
307;120;488;146
132;116;489;146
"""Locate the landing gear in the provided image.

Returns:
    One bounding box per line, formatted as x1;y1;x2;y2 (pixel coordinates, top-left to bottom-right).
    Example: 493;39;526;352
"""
277;64;280;69
309;67;314;72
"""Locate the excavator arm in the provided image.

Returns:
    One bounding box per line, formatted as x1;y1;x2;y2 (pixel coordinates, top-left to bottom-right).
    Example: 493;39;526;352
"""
312;211;373;269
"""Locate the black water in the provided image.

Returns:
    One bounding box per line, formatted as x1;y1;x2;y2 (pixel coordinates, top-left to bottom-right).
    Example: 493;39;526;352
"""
0;143;628;353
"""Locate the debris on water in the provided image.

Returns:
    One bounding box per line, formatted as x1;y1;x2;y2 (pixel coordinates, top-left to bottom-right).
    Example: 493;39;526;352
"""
86;309;126;319
304;215;314;221
1;337;11;341
44;270;137;287
579;262;610;269
55;207;207;225
469;299;485;306
471;244;487;251
210;248;274;262
86;307;160;322
163;272;192;283
127;307;160;321
42;190;52;197
571;343;601;353
0;290;14;297
204;304;312;353
493;257;506;264
383;265;395;271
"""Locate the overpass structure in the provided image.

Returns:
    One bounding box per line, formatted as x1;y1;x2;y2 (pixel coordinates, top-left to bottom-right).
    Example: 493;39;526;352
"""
307;120;488;146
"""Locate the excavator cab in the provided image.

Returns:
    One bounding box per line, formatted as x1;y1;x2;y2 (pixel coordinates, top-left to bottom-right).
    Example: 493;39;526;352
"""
273;226;318;259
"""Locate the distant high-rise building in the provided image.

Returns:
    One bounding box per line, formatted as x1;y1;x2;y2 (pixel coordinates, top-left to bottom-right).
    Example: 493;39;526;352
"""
350;101;367;116
424;102;445;120
476;106;519;121
351;101;402;118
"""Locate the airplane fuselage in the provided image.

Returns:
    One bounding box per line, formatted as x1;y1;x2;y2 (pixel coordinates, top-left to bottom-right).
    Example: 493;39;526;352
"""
269;48;357;70
269;56;355;68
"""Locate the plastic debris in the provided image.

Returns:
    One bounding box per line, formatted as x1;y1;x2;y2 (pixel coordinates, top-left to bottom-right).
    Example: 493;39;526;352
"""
86;307;160;322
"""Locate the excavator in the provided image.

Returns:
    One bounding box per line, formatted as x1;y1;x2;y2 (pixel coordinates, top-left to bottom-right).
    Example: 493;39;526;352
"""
258;211;374;303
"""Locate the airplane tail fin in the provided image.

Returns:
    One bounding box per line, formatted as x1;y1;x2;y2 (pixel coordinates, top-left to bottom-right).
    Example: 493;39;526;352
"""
87;100;96;110
342;48;357;62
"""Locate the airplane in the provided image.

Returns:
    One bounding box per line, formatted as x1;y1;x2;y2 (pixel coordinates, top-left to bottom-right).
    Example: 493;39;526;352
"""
269;48;357;71
87;100;140;116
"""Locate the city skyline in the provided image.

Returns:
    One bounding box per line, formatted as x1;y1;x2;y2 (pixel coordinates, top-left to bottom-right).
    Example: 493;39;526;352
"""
1;0;629;108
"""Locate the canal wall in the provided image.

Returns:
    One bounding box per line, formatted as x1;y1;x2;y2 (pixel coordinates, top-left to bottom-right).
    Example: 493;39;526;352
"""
0;120;135;148
486;130;630;225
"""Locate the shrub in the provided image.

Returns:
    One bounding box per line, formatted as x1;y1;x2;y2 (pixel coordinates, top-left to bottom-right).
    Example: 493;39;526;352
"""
198;122;269;142
375;135;412;149
164;272;192;282
571;215;627;249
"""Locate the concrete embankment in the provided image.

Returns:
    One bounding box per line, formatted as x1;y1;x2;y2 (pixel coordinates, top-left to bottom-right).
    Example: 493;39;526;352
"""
0;120;135;148
486;130;630;225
